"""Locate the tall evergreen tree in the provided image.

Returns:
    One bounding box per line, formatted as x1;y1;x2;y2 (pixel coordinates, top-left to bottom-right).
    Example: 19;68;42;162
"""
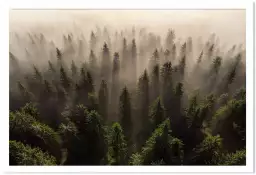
191;134;223;165
119;87;132;144
90;31;97;51
101;43;111;82
10;140;57;165
110;52;121;121
150;64;160;103
149;49;160;72
89;49;98;77
60;66;70;92
121;38;128;74
108;122;128;165
160;62;173;117
131;39;137;85
71;60;78;82
136;70;150;150
98;80;109;123
130;119;184;165
149;97;165;130
165;29;175;52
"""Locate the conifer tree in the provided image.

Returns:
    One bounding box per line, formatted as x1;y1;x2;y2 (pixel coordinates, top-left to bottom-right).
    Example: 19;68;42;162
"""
149;97;165;130
89;49;98;77
90;31;97;51
110;52;121;121
136;70;150;150
101;43;111;82
150;64;160;103
165;29;175;51
10;140;57;165
131;119;184;165
98;80;109;123
131;39;137;85
121;38;128;74
149;49;160;72
108;122;128;165
60;66;70;92
192;134;222;165
164;49;170;63
171;44;177;61
71;60;77;79
48;60;56;73
160;62;173;116
119;87;132;143
222;149;246;165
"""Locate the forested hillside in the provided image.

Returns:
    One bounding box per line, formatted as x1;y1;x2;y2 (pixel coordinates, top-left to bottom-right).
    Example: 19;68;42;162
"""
9;27;246;165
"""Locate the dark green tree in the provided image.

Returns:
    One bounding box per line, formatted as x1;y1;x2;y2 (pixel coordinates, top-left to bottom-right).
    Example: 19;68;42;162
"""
98;80;109;123
149;97;165;130
136;70;150;150
108;122;128;165
60;66;70;92
71;60;77;79
101;43;111;82
119;87;132;144
192;134;223;165
150;64;160;103
110;52;121;121
130;119;184;165
10;140;57;165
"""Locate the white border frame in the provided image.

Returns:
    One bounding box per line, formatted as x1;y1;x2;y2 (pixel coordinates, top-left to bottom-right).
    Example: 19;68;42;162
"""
0;0;254;174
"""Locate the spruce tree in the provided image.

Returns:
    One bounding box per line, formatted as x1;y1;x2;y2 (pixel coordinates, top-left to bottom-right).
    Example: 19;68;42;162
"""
131;39;137;85
136;70;150;150
110;52;121;121
119;87;132;144
150;64;160;103
98;80;109;123
101;43;111;82
108;122;128;165
149;97;165;130
71;60;77;79
60;66;70;92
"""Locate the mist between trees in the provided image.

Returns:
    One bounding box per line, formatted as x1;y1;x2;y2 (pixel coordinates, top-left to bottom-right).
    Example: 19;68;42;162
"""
9;23;246;166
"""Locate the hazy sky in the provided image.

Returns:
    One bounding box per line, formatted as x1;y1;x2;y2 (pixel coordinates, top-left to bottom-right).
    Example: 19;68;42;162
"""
9;10;245;46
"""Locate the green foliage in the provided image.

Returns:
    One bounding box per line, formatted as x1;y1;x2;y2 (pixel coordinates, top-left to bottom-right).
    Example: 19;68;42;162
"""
108;123;127;165
98;80;108;122
133;119;184;165
60;66;70;91
20;102;39;119
10;140;57;165
192;134;222;165
150;64;160;103
212;98;245;152
10;108;62;163
222;149;246;165
119;87;132;141
149;97;165;130
233;87;246;100
136;70;150;150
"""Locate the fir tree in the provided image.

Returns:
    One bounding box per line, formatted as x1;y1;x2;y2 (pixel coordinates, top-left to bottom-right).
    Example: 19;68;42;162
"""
60;66;70;92
136;70;150;150
98;80;109;123
108;122;128;165
119;87;132;143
